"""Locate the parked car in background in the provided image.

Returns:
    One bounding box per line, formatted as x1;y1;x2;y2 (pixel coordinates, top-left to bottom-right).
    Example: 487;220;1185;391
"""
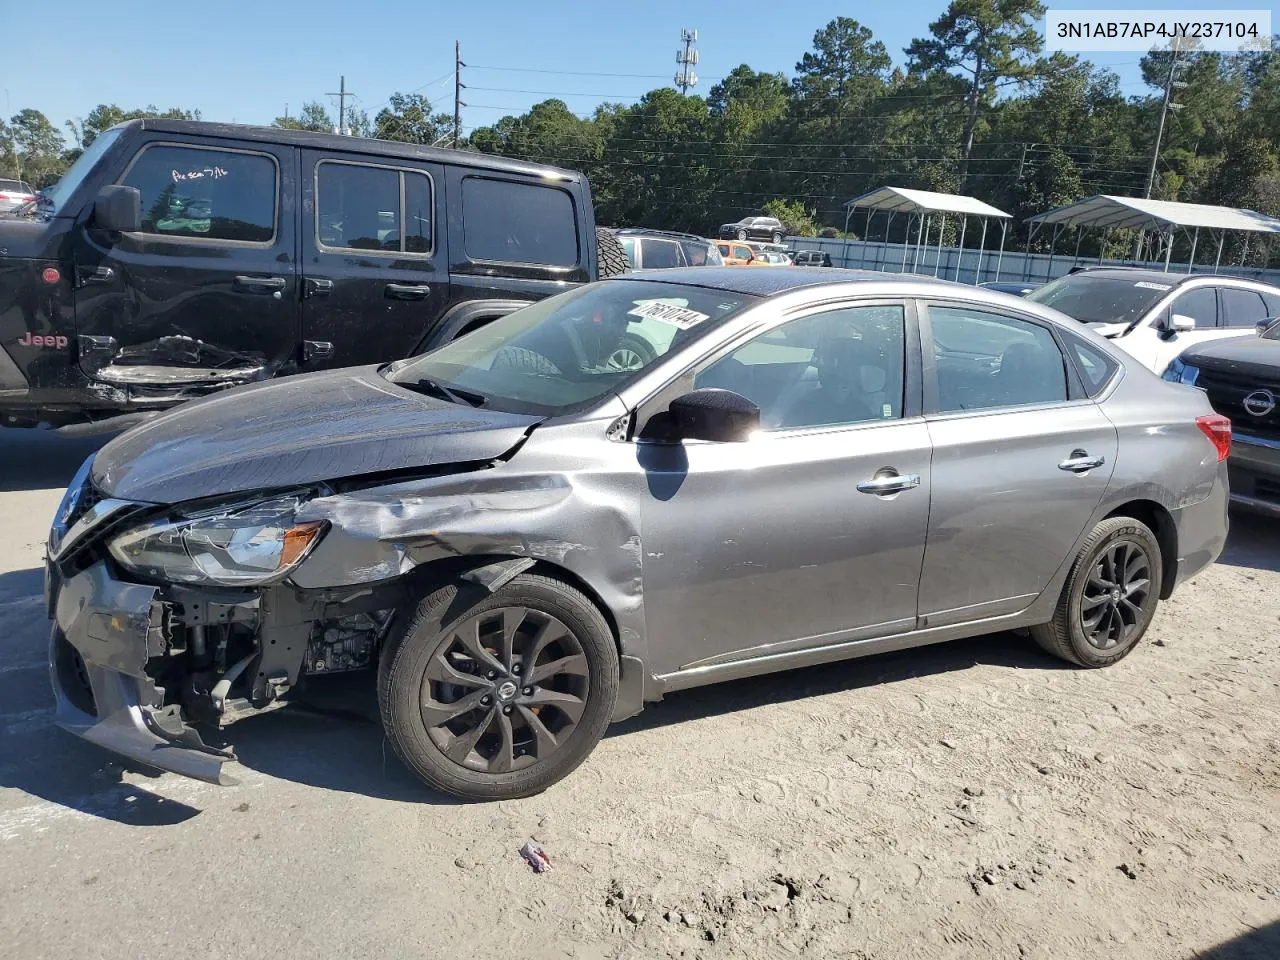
1165;316;1280;516
1024;267;1280;376
0;118;629;434
794;250;834;267
46;267;1229;801
609;228;724;270
0;179;37;216
715;241;759;266
980;280;1037;296
754;250;793;266
717;216;786;243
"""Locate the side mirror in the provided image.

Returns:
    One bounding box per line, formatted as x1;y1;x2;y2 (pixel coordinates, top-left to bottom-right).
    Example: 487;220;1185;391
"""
93;185;141;234
1168;313;1196;333
668;388;759;442
1256;317;1280;336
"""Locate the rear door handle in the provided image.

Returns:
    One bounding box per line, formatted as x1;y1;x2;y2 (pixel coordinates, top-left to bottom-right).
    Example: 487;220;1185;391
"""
77;266;114;286
234;275;287;295
857;473;921;495
385;283;431;300
303;277;333;299
1058;451;1106;473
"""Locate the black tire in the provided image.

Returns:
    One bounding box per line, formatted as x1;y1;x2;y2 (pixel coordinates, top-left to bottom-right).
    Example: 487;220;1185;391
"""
597;227;631;278
1030;517;1163;668
771;232;784;244
605;332;657;371
378;573;619;801
736;229;748;241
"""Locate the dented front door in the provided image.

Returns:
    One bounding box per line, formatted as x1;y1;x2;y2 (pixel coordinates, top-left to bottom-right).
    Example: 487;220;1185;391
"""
72;136;300;391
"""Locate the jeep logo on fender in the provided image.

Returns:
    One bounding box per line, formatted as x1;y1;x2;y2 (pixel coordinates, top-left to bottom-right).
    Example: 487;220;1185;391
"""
17;332;69;349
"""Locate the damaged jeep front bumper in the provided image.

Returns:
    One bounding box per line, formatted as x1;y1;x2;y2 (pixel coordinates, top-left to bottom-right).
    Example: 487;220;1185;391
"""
48;561;239;785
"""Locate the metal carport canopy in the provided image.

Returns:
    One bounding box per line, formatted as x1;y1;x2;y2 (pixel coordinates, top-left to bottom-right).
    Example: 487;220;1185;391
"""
842;187;1013;281
1027;195;1280;233
845;186;1012;219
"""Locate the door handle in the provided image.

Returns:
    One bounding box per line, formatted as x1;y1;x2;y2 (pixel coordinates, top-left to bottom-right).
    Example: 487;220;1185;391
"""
234;275;287;295
77;266;114;286
303;277;333;299
385;283;431;300
857;473;921;495
1058;451;1106;473
303;340;334;362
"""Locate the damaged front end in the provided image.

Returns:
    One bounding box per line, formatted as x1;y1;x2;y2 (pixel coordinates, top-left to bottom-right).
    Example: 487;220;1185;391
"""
44;461;399;784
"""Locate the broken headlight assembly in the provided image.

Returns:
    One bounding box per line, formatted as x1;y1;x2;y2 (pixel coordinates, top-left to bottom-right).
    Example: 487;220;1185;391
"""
108;491;328;587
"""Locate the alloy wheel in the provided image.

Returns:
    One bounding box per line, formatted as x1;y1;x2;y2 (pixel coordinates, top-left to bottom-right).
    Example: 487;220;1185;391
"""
420;606;590;773
1080;540;1152;650
606;346;645;371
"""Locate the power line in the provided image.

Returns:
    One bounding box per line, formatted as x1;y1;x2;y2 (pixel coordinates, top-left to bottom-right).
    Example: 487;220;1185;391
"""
468;63;726;81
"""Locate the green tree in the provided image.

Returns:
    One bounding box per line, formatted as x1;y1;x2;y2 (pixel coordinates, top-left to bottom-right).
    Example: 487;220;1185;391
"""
66;103;201;149
4;109;66;186
373;93;453;144
906;0;1046;186
792;18;891;118
272;102;335;132
762;198;817;236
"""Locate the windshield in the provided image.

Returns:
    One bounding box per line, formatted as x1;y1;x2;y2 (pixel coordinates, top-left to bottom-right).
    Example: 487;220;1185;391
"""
36;127;125;216
386;280;756;415
1026;274;1172;326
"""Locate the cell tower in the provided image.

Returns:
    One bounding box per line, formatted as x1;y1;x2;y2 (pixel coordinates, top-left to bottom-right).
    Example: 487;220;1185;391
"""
675;29;699;94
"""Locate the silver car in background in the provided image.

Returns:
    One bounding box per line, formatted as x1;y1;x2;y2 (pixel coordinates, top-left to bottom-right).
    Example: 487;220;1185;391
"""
45;268;1230;801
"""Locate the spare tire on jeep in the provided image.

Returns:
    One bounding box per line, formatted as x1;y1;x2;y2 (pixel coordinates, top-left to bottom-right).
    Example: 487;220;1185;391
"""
597;227;631;279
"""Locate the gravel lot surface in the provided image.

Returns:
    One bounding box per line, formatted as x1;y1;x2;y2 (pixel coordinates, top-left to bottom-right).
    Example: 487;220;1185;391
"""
1;427;1277;959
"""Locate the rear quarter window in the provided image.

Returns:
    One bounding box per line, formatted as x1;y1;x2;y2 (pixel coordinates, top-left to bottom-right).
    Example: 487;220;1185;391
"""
1061;331;1120;397
460;176;579;266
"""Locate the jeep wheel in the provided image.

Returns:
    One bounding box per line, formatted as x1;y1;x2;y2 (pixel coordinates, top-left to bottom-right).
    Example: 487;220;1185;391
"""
597;227;631;279
378;573;619;801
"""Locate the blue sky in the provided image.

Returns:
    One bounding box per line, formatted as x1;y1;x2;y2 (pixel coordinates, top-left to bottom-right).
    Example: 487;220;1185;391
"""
3;0;1230;138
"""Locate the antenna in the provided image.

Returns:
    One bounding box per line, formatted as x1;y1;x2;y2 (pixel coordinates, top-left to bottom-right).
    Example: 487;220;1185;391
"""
674;29;699;94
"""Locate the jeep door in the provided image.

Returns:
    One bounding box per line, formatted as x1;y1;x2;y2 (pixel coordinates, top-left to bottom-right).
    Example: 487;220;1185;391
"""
299;150;449;370
72;137;300;387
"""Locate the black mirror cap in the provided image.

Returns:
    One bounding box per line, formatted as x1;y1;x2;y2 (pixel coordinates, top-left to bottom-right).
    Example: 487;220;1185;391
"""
93;184;141;234
668;388;760;442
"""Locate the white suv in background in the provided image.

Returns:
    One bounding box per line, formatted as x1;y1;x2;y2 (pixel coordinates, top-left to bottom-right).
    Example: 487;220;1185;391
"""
1024;267;1280;375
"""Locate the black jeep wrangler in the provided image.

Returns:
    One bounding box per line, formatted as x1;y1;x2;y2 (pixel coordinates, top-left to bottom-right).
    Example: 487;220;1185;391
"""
0;119;629;433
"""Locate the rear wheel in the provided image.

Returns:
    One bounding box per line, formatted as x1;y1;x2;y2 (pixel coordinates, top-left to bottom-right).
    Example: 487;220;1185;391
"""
771;232;784;244
1030;517;1163;667
378;573;619;801
736;229;748;241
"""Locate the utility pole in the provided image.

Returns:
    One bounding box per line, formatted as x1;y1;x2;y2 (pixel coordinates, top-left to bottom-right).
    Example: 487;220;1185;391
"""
454;41;466;148
326;75;355;134
675;29;699;94
1135;44;1188;258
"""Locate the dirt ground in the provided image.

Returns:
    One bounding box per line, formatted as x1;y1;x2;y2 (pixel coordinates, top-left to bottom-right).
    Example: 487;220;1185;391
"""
1;427;1277;960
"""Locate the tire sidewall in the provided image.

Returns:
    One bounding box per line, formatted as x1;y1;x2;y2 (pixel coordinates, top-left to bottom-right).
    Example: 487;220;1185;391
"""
1064;521;1163;667
380;575;618;801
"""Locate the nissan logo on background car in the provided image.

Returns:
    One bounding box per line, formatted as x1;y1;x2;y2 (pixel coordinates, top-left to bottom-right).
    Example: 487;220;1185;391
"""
1242;389;1277;417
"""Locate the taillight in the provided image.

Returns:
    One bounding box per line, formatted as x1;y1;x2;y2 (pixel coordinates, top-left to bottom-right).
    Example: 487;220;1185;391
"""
1195;414;1231;461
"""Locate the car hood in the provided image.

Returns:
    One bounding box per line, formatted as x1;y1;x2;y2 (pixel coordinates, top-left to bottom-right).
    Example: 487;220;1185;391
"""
91;365;543;505
1179;334;1280;379
0;215;55;259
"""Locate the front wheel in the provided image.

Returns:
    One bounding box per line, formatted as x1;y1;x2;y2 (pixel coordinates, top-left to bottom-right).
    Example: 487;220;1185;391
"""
378;573;619;801
1030;516;1163;667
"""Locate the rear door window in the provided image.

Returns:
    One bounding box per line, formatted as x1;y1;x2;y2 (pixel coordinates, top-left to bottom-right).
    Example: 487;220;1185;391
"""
121;143;277;243
315;161;434;255
927;305;1068;412
1220;288;1270;328
461;176;578;266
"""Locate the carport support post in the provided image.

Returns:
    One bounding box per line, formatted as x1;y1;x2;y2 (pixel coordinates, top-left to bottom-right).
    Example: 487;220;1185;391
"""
915;215;928;273
1072;225;1083;266
975;217;988;283
842;203;856;268
935;214;946;277
1186;226;1199;274
864;207;874;268
1164;229;1174;271
1240;235;1251;270
902;214;914;272
1023;220;1038;280
995;220;1007;281
1214;231;1225;270
1046;223;1063;278
957;215;969;282
1099;227;1112;264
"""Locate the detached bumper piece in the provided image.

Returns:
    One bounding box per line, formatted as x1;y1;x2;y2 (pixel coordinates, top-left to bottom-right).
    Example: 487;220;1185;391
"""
49;561;238;785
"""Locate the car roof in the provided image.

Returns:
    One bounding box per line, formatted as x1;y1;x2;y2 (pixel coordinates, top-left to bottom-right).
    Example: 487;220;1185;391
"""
612;227;708;242
1059;266;1276;289
118;118;584;182
618;266;971;297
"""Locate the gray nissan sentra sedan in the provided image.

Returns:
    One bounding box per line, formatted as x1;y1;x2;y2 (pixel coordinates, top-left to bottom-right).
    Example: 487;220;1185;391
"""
44;268;1231;801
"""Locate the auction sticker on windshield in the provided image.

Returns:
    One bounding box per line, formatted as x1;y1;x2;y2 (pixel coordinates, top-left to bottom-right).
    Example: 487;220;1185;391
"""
628;300;710;329
1134;281;1172;290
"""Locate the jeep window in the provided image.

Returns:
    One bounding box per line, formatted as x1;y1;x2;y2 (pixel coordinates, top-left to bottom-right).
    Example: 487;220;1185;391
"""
461;176;578;266
386;279;754;415
1025;274;1171;325
317;161;433;255
39;126;124;216
120;144;276;243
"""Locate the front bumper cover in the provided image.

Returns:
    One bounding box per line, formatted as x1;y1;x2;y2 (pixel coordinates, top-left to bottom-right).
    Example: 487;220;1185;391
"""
49;559;237;785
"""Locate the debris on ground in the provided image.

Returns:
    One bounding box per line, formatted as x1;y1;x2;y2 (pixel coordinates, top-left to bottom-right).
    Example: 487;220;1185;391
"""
518;840;553;873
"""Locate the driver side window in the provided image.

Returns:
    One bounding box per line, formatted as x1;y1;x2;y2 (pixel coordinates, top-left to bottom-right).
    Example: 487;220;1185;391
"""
694;305;906;430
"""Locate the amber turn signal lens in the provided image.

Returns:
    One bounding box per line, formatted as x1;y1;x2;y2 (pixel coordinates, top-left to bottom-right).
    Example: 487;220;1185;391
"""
280;521;326;569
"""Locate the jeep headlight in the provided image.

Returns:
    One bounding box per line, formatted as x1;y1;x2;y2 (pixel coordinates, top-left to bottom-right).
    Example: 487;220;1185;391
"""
108;492;327;586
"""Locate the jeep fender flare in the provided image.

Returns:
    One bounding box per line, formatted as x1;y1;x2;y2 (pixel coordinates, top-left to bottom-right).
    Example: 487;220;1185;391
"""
412;299;534;356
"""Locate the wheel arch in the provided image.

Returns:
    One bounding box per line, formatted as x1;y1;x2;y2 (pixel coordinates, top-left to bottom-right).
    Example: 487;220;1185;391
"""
1104;499;1179;600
